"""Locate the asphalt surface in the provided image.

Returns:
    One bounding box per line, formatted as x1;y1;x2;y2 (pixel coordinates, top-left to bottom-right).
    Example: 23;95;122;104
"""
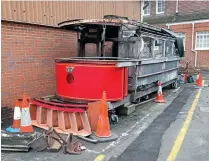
110;87;194;161
157;77;209;161
111;73;209;161
2;72;209;161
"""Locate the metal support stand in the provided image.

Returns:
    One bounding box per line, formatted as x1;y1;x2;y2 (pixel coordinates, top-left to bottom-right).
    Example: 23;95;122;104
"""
28;127;82;154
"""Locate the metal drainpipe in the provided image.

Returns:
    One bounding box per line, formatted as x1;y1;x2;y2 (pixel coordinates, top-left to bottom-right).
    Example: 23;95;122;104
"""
191;22;198;67
176;0;179;13
141;14;143;22
141;1;143;22
167;22;198;67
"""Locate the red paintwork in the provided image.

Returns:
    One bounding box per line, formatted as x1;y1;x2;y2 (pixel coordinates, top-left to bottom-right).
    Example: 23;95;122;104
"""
30;99;85;112
32;99;88;107
56;61;128;101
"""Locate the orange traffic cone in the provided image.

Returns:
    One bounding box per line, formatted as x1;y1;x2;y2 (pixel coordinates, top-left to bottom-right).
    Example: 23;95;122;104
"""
12;100;21;128
196;72;203;87
155;81;165;103
95;91;111;138
20;93;34;133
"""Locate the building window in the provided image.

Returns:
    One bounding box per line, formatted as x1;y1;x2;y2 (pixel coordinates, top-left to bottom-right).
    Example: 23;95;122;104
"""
142;0;151;16
196;31;209;50
175;32;186;51
156;0;165;14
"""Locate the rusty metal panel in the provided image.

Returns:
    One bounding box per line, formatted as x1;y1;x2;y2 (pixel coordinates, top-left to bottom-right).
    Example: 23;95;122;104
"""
2;1;141;26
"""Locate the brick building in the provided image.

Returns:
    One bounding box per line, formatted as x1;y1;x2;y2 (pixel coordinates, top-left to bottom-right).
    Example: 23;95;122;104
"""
142;0;209;69
1;1;141;108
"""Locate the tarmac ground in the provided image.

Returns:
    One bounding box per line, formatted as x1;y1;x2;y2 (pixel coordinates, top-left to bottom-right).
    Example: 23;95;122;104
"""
2;71;209;161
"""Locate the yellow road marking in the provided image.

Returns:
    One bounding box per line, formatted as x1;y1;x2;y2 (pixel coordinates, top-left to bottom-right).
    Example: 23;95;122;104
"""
94;154;105;161
167;80;204;161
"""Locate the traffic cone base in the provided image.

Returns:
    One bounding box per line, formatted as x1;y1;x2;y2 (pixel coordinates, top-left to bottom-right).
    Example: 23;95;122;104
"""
12;120;21;128
196;72;203;87
90;131;118;143
95;116;111;138
20;93;34;133
20;107;34;133
12;103;21;128
155;94;165;103
155;81;165;103
95;91;112;138
6;126;20;133
20;125;34;133
6;100;21;132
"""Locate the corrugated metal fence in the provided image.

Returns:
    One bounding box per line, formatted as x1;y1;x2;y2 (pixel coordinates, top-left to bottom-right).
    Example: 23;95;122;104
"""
2;1;141;26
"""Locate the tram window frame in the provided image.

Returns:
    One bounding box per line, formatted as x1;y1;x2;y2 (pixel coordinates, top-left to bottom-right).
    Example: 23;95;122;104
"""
165;40;175;57
153;38;164;58
140;36;155;58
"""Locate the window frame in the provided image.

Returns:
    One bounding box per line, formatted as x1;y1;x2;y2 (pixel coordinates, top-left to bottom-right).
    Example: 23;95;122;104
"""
175;32;186;51
156;0;165;14
165;40;175;57
142;0;151;16
153;38;165;58
195;31;209;50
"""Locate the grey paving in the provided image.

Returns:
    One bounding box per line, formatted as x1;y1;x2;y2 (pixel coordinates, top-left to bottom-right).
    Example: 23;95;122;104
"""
176;85;209;161
110;87;194;161
156;89;198;161
157;81;209;161
156;74;209;161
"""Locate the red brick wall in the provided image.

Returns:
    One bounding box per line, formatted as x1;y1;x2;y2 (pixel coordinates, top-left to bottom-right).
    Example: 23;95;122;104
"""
195;22;209;68
1;21;77;108
178;1;209;13
165;0;176;15
149;0;209;16
167;22;209;69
